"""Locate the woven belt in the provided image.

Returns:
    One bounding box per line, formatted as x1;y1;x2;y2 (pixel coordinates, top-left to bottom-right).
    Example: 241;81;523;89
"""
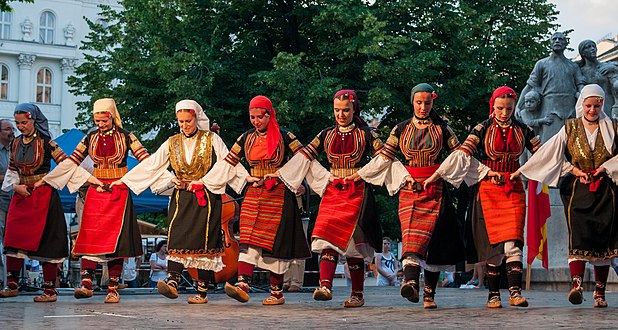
330;168;361;178
20;173;47;185
93;167;129;180
250;167;279;178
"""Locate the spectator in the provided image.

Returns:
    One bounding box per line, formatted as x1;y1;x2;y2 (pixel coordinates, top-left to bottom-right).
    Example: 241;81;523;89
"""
149;241;167;288
375;238;398;286
122;256;142;288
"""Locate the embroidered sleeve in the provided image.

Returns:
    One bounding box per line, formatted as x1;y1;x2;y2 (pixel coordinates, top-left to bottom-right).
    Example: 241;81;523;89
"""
286;131;303;155
224;134;244;166
378;125;400;161
299;132;323;161
458;123;483;156
369;129;384;156
49;140;68;164
128;133;149;162
69;136;89;165
443;125;461;152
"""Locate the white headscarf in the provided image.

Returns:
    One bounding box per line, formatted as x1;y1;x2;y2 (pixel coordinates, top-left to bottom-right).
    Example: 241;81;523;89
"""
576;84;613;153
175;99;210;131
93;98;123;128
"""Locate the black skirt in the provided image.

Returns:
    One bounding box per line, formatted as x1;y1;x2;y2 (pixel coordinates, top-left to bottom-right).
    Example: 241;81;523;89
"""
559;174;618;261
419;182;465;265
261;187;311;260
351;184;383;253
167;189;223;255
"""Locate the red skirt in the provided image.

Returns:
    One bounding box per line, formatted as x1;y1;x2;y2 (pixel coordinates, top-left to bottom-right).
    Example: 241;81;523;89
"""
478;177;526;244
239;182;285;251
3;184;52;251
312;181;365;250
73;181;129;255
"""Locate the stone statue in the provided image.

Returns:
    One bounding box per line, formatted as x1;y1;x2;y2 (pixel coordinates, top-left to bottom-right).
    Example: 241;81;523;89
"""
519;90;552;138
20;17;34;42
64;23;76;47
516;32;585;143
577;39;618;118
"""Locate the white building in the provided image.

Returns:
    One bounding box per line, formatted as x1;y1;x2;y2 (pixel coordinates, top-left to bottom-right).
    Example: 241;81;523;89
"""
0;0;120;137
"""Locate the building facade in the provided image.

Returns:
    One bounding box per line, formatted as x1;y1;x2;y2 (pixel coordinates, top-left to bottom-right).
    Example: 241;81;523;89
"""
0;0;120;137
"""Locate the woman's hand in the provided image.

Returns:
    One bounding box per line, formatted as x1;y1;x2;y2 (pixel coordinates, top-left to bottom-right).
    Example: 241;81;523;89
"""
13;184;31;197
33;179;46;189
571;166;590;184
109;180;123;187
87;175;104;187
246;176;263;187
172;177;182;189
486;170;503;185
594;166;607;177
263;171;280;180
510;170;522;181
295;184;306;196
344;172;361;183
423;173;439;190
328;175;337;183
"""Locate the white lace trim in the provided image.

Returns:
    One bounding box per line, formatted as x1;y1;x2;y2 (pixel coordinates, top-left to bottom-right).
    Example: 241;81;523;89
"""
402;255;455;272
7;251;65;264
167;255;224;272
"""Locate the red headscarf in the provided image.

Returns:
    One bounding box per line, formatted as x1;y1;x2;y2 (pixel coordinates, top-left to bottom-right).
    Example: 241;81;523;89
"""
334;89;369;127
488;86;519;153
488;86;517;118
249;95;281;158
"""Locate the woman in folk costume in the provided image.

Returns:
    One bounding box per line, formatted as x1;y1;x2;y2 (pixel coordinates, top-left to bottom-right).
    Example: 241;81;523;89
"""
0;103;68;302
275;90;384;308
347;83;465;309
425;86;541;308
41;98;148;303
203;95;310;306
118;100;248;304
512;84;618;308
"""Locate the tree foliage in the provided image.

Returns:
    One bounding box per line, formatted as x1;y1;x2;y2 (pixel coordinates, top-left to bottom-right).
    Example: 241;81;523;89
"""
70;0;559;238
0;0;33;12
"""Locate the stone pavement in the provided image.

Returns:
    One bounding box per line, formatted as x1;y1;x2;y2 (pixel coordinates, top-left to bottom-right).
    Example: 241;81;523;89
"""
0;286;616;329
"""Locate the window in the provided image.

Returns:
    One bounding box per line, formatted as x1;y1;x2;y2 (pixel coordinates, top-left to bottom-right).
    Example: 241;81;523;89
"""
0;64;8;100
39;11;55;44
36;68;52;103
0;11;10;39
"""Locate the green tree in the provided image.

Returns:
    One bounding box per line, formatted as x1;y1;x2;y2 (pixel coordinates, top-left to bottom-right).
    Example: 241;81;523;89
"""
0;0;33;12
70;0;559;237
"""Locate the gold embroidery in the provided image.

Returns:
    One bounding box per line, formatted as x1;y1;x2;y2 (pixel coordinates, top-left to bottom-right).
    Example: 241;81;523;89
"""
169;130;213;180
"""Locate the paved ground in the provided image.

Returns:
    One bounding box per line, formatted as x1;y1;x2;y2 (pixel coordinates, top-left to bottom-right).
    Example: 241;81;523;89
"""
0;285;616;329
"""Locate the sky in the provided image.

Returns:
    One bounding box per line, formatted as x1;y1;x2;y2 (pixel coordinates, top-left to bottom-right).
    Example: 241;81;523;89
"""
549;0;618;57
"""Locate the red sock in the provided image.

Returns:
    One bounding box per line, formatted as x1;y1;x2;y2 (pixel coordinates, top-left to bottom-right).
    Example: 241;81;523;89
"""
107;259;124;290
594;265;610;296
5;257;23;290
569;260;585;277
81;259;98;270
42;263;58;295
347;257;364;298
270;272;284;298
319;249;338;289
80;259;97;290
238;261;254;278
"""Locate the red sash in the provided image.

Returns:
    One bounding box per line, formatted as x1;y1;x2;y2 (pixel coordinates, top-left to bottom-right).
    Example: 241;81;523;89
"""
3;184;52;251
312;181;364;250
73;180;129;255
